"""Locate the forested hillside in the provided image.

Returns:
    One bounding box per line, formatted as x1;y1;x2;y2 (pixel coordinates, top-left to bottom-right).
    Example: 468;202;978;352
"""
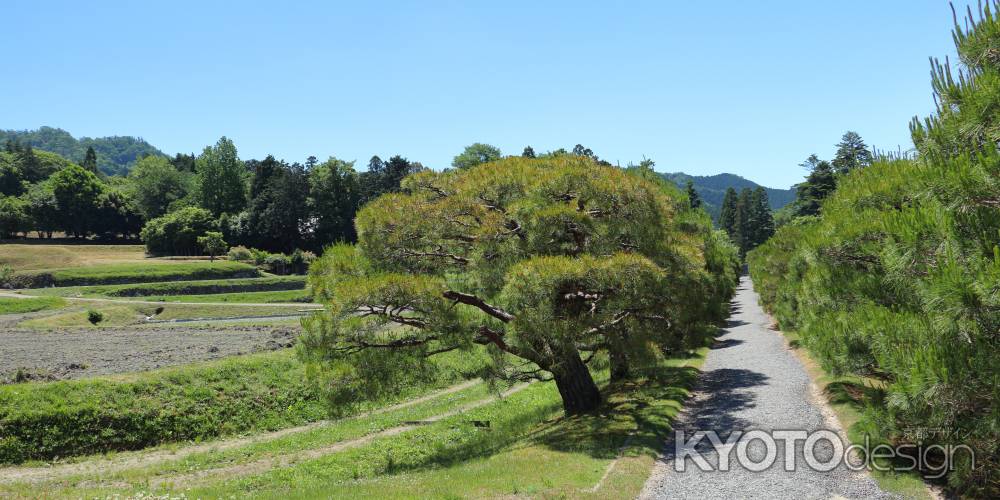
660;172;794;220
0;127;164;176
749;5;1000;496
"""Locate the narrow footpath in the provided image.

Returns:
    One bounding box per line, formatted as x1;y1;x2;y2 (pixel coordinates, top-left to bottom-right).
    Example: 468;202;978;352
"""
640;277;893;499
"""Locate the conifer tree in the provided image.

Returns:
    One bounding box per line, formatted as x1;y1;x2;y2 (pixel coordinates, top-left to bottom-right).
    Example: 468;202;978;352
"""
685;180;701;209
793;159;837;217
831;131;872;174
750;187;774;246
82;146;98;173
734;187;753;256
719;187;738;240
521;146;536;158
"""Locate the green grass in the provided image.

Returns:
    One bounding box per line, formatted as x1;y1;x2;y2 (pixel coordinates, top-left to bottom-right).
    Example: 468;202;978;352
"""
19;305;141;328
187;355;705;499
141;289;312;304
0;297;65;315
0;243;147;271
25;276;305;299
9;261;259;288
0;348;485;465
9;349;706;498
15;302;312;328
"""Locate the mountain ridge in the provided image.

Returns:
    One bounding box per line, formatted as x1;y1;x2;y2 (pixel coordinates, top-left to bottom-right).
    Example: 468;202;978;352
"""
658;171;796;220
0;126;165;176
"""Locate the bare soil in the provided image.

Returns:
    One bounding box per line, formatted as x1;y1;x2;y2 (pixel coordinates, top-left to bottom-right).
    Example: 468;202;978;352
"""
0;315;298;382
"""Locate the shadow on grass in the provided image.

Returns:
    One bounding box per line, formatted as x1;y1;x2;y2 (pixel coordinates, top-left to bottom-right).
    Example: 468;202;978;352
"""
824;379;884;409
379;364;704;478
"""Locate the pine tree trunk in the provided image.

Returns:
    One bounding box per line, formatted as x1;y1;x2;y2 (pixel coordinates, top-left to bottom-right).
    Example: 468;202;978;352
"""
552;352;602;414
610;349;631;382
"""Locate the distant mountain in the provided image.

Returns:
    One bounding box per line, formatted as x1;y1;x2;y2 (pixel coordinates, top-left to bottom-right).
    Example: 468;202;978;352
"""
659;172;796;221
0;126;165;176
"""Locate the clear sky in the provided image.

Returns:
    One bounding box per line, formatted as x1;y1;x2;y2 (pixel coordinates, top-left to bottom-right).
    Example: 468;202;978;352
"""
1;1;961;188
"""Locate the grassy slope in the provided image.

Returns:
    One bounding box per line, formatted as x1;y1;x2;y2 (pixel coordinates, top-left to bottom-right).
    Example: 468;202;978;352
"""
0;297;65;315
0;244;147;271
25;276;306;298
10;261;260;288
17;302;308;328
0;348;485;465
140;289;312;304
0;351;706;498
192;353;706;499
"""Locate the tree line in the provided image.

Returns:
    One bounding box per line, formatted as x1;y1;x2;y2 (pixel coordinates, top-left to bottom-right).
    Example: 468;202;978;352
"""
0;137;626;257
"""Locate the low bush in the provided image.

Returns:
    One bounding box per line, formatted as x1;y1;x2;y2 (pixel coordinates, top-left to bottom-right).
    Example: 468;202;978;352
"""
9;261;259;288
227;245;252;262
85;309;103;324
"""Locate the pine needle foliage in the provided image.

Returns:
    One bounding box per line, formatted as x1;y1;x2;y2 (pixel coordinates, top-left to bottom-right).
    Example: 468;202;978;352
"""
751;5;1000;494
302;156;739;415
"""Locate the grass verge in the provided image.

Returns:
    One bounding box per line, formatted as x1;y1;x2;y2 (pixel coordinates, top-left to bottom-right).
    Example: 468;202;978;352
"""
0;297;65;315
25;276;305;298
9;261;259;288
139;289;312;304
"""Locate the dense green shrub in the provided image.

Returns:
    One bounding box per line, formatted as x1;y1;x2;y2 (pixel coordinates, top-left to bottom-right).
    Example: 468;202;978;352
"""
750;8;1000;494
227;245;252;262
86;309;103;324
750;158;1000;495
140;206;218;256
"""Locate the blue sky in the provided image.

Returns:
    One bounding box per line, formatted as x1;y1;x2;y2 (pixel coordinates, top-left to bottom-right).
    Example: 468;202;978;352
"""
2;1;960;188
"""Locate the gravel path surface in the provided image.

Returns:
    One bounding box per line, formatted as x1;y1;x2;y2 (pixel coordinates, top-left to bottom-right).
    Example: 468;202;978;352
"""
640;277;893;500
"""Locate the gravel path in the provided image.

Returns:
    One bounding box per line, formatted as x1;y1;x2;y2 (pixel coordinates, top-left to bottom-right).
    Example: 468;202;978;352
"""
640;277;893;500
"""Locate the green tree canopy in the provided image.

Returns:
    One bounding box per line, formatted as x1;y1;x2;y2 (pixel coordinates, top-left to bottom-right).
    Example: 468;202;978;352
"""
451;143;502;170
685;180;701;208
128;155;192;219
49;164;104;238
195;137;247;216
308;156;360;245
303;156;737;414
718;187;738;239
140;206;218;256
197;231;228;261
82;146;98;173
